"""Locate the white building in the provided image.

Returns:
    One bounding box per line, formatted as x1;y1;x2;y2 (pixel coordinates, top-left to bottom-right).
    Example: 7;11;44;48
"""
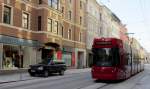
85;0;101;67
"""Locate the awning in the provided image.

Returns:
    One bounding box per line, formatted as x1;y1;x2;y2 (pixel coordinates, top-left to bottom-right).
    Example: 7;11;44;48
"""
45;42;60;48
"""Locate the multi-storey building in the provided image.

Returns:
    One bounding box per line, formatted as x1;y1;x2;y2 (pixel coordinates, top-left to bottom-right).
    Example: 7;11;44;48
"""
85;0;101;67
100;6;112;37
119;24;128;42
111;13;121;39
0;0;86;70
62;0;86;68
100;5;123;39
0;0;41;69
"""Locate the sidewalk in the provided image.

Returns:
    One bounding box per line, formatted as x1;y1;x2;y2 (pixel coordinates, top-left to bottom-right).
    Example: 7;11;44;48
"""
0;68;91;84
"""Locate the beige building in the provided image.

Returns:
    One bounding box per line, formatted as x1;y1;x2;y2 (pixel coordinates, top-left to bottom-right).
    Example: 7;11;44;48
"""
62;0;86;68
0;0;86;70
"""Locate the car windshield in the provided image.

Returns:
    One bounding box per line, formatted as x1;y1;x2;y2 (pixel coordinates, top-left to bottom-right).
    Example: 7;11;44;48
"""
38;59;50;64
92;48;120;67
38;60;65;65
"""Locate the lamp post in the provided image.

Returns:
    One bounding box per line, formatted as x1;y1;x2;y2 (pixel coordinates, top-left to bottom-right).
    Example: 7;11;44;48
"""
125;33;134;75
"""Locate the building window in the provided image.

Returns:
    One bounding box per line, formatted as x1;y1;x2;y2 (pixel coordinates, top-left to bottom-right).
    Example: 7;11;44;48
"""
68;29;71;40
48;0;59;10
22;0;31;2
54;21;58;34
38;16;41;31
22;12;29;29
3;6;11;24
80;16;82;25
47;18;52;32
39;0;42;4
79;32;82;42
48;0;52;6
62;6;64;13
99;13;102;21
62;26;64;37
6;0;10;4
52;0;59;9
69;11;72;20
69;0;72;3
80;1;82;9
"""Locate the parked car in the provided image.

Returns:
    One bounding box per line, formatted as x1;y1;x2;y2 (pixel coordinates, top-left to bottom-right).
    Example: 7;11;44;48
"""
28;60;67;77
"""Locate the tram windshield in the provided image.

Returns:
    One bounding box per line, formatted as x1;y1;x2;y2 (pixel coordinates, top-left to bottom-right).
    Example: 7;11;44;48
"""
92;48;120;67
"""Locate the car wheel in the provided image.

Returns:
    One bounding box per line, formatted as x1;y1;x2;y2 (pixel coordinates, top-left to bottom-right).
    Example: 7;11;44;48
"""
59;70;64;75
44;71;49;77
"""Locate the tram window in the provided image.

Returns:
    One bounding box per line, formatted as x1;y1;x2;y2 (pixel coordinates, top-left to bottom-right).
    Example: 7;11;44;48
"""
92;47;120;66
113;48;120;65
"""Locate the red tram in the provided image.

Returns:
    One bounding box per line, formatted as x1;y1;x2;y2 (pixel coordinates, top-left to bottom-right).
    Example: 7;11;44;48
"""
91;38;144;80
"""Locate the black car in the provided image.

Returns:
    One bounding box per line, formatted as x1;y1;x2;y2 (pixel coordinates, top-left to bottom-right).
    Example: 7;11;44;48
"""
28;60;67;77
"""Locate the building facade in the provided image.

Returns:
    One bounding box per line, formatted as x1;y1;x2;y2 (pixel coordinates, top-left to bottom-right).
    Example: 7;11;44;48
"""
119;24;128;42
85;0;101;67
100;6;112;37
0;0;86;70
100;6;123;39
62;0;86;68
111;13;121;39
0;0;41;69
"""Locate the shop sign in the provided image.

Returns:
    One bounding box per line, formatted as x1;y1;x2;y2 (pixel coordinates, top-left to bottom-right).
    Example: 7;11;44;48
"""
0;35;41;47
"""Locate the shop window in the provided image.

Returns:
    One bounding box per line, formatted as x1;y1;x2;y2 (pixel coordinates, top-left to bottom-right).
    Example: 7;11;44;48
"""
2;45;23;69
62;53;72;67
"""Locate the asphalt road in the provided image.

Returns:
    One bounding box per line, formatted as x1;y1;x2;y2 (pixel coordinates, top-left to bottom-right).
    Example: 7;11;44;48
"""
1;64;150;89
0;72;96;89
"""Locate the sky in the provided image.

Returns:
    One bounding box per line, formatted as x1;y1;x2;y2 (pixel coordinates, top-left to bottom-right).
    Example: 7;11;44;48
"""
97;0;150;52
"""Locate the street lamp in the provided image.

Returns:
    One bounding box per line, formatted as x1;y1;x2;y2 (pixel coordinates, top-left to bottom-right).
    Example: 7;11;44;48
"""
125;32;135;75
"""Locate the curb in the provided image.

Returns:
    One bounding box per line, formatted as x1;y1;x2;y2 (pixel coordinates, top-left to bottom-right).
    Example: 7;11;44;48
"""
0;68;91;84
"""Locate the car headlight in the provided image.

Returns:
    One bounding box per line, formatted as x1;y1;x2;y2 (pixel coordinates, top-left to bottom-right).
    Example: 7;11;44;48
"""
38;66;43;70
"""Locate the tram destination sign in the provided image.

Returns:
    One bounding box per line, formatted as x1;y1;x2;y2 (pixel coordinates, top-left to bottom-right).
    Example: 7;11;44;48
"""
95;41;112;45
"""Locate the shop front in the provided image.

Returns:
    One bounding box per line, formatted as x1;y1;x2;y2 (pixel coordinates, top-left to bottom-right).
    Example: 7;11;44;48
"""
41;42;62;64
75;48;86;69
0;35;41;70
86;49;93;67
62;46;75;68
